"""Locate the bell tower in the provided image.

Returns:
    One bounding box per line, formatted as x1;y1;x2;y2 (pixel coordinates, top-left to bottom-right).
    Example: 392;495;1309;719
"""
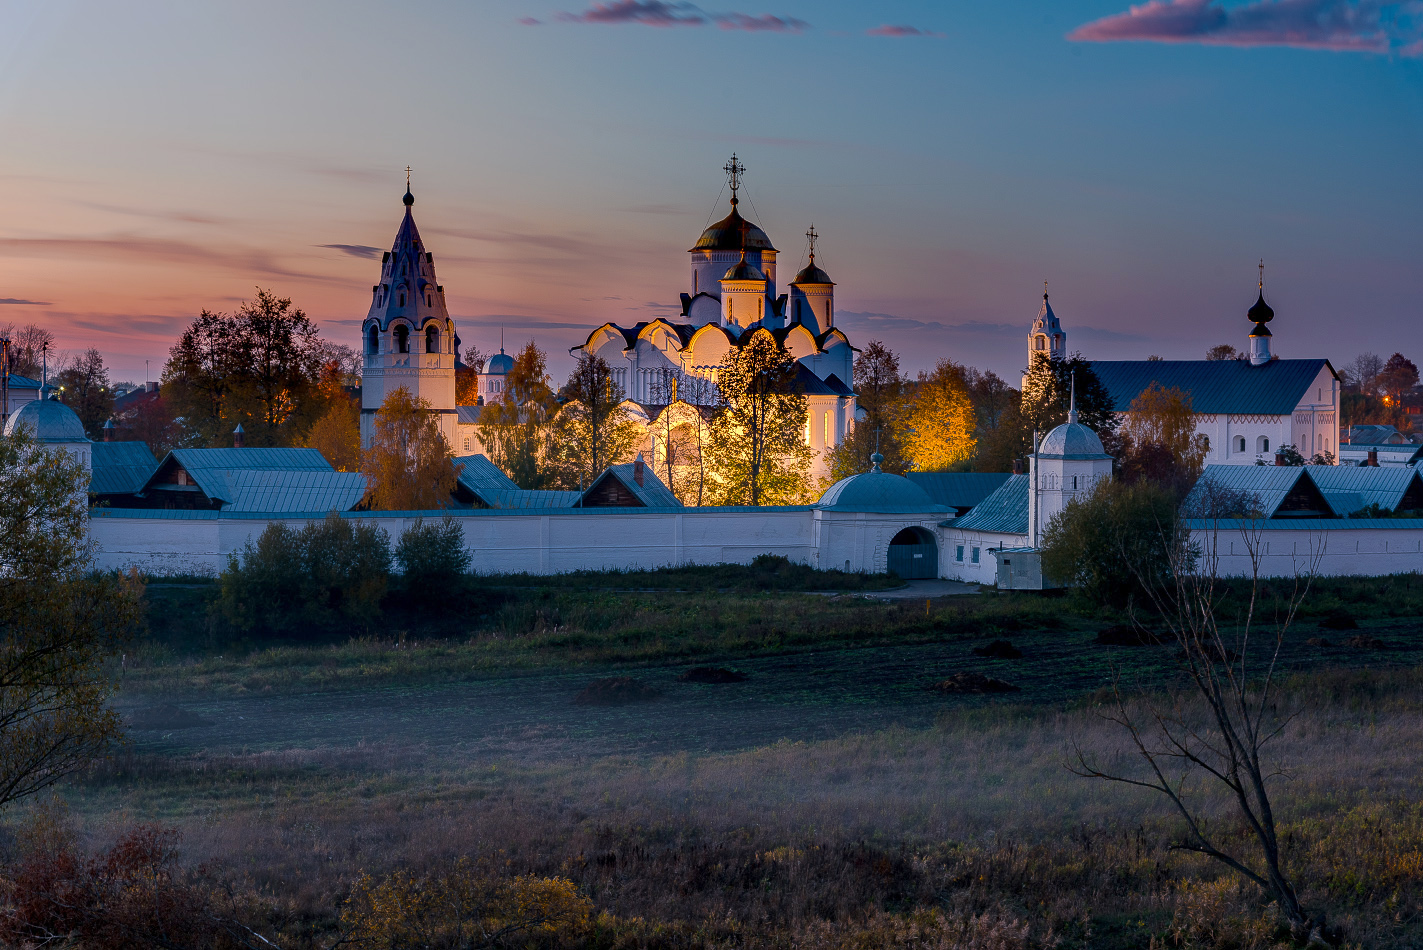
360;173;459;449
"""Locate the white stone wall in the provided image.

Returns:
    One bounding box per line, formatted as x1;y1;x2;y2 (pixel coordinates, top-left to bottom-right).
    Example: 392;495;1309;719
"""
1190;523;1423;579
939;528;1025;585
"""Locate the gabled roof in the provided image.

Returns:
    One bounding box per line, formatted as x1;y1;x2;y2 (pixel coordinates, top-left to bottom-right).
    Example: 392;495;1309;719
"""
1183;465;1332;519
790;363;843;396
822;373;854;397
453;454;519;493
145;448;335;505
582;462;681;507
456;406;484;425
949;474;1029;535
1089;358;1335;416
90;441;159;496
3;374;40;389
1338;443;1423;464
476;489;583;509
1306;465;1423;515
905;472;1012;514
218;470;367;513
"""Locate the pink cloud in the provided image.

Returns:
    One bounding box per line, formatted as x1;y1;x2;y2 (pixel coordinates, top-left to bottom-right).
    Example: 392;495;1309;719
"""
1069;0;1423;54
713;13;808;31
518;16;542;25
555;1;808;31
867;24;943;37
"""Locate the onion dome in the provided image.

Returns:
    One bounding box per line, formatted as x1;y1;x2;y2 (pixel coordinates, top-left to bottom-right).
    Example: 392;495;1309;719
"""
3;397;88;442
691;207;775;253
1247;289;1273;324
486;348;514;375
792;259;833;285
403;186;414;207
817;471;941;512
723;257;765;281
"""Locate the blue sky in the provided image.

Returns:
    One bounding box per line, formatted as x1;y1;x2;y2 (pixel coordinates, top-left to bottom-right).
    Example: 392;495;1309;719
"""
1;0;1420;383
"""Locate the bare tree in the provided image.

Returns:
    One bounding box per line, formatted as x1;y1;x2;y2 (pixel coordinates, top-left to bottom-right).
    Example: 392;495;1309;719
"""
1348;352;1384;395
1071;513;1327;941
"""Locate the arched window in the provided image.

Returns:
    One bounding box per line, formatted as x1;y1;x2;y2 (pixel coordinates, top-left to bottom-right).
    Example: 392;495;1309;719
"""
1258;436;1270;454
824;411;833;446
426;325;440;354
425;292;431;308
399;292;406;308
366;325;379;356
394;325;409;354
1234;435;1246;453
1035;336;1046;351
824;300;831;325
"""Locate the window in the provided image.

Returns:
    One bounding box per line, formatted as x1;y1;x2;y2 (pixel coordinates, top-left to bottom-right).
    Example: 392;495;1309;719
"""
805;415;812;444
426;325;440;354
463;437;470;451
694;271;698;294
399;292;405;308
824;300;831;325
1235;435;1246;453
1258;436;1270;453
425;293;431;307
1072;475;1078;490
394;325;409;354
366;325;379;356
971;547;980;564
1035;336;1046;350
956;545;964;562
824;411;832;446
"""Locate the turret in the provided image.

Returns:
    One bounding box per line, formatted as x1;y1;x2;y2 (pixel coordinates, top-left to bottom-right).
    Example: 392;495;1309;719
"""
788;224;835;334
1247;262;1274;366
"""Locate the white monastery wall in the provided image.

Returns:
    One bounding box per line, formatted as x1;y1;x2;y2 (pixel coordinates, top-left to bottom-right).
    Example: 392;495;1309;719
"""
1191;524;1423;579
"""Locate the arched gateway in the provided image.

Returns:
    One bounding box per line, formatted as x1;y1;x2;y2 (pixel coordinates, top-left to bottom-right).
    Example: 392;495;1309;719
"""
887;526;938;579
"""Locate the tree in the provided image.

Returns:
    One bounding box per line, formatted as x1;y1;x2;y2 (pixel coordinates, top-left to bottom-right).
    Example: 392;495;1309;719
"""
549;353;641;490
476;342;558;489
1069;514;1324;941
826;341;909;480
0;428;141;807
394;518;471;584
455;345;487;406
1346;352;1384;395
1021;352;1117;445
705;329;814;506
162;289;325;448
646;371;711;505
1378;352;1419;404
0;323;56;379
362;387;457;510
1205;344;1239;361
114;391;181;458
1118;383;1209;494
902;359;977;472
304;399;361;472
53;348;115;440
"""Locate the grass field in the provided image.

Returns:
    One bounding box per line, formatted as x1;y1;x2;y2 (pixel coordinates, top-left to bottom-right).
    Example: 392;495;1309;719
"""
14;570;1423;948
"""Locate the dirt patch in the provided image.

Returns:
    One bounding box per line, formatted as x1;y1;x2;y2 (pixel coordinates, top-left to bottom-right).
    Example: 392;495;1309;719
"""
1345;634;1387;651
573;677;662;706
972;640;1023;660
1095;625;1159;647
678;667;748;684
128;704;213;731
931;673;1020;694
1320;608;1359;631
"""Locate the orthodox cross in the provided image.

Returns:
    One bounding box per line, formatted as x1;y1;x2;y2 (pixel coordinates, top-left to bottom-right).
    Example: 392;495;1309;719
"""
723;153;745;205
805;224;818;262
406;165;412;188
1258;258;1264;290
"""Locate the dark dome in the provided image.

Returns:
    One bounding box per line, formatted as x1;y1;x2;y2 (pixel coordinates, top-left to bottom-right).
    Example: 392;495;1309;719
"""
792;261;833;285
403;187;414;207
486;350;514;375
691;207;775;252
1248;290;1273;324
723;258;765;281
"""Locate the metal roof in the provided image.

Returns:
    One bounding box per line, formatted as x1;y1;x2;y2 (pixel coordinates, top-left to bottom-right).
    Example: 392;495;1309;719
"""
1089;358;1334;416
1183;465;1317;518
1180;517;1423;532
3;374;40;389
146;448;338;507
91;503;818;521
456;406;484;425
905;472;1012;512
948;474;1029;535
89;441;158;495
477;489;583;509
218;470;368;513
453;454;519;492
1306;465;1423;515
818;471;944;513
585;463;682;507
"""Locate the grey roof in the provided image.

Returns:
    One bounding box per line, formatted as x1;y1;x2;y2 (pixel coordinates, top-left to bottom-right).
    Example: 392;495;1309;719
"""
1346;424;1404;444
486;350;513;374
90;441;159;495
822;373;854;397
1338;443;1423;464
3;398;88;442
1090;358;1334;416
1306;465;1423;515
218;470;367;513
477;489;583;509
1179;517;1423;531
948;474;1029;535
817;471;944;513
1037;421;1110;460
1183;465;1324;519
3;374;40;389
456;406;484;425
146;448;336;506
585;463;682;507
905;472;1011;512
454;454;519;492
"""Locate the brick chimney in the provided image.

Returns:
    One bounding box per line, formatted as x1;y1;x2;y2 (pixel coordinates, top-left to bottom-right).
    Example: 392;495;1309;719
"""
1367;449;1379;467
1012;459;1025;475
102;419;116;442
1274;450;1286;466
233;423;245;448
633;453;645;486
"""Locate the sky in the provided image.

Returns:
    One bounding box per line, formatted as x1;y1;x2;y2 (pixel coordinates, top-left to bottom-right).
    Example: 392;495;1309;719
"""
1;0;1421;385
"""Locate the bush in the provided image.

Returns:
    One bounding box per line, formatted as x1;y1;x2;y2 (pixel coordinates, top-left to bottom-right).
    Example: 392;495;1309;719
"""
395;517;472;582
218;512;391;638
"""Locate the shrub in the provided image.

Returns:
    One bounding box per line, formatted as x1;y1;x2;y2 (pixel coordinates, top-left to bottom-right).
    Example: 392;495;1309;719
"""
218;512;391;637
395;517;472;582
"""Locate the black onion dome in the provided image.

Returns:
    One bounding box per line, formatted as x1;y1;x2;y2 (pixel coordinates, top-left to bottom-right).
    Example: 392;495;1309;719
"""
723;258;766;281
1248;290;1274;324
792;261;833;285
403;187;414;207
691;207;775;252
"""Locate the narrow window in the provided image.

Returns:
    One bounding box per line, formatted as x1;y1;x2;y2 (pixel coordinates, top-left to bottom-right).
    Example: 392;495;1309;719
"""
805;415;811;444
1259;436;1270;453
463;437;470;451
366;325;378;356
824;411;832;446
426;325;439;354
399;292;406;308
694;271;698;294
1072;475;1078;490
971;547;980;564
824;300;831;325
956;545;964;562
394;325;409;354
1235;435;1245;453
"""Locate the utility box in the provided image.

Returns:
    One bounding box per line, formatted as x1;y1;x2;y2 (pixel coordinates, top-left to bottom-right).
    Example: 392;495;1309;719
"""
994;547;1054;591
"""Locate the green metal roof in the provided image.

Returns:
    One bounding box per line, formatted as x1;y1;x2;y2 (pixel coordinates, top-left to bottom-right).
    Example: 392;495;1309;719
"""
946;474;1028;535
453;453;520;493
1305;465;1423;515
218;470;367;513
905;472;1012;513
1090;358;1334;416
89;441;159;495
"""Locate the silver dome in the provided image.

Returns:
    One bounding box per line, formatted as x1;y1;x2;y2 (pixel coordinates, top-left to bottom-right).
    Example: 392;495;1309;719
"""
1037;421;1109;460
3;398;88;443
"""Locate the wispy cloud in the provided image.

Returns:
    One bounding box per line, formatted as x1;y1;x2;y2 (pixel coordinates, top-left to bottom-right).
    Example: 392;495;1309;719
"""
316;244;383;259
0;236;344;284
1069;0;1423;55
554;1;808;31
866;24;943;37
75;201;227;225
0;298;51;306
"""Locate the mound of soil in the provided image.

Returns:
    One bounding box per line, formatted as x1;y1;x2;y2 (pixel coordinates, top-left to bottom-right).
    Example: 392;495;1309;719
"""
128;704;212;731
573;677;662;706
677;666;748;684
1319;608;1359;631
1095;624;1159;647
1306;637;1332;648
1345;634;1386;651
971;640;1023;660
931;673;1020;694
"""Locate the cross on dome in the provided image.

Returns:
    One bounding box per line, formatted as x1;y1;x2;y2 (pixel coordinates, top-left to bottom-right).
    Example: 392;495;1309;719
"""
806;224;819;262
724;153;745;207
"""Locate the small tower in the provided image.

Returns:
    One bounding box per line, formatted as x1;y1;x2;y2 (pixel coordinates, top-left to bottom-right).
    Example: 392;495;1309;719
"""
1027;376;1113;548
360;174;458;448
1247;261;1274;366
788;224;835;334
719;222;770;331
688;154;778;326
1027;283;1066;367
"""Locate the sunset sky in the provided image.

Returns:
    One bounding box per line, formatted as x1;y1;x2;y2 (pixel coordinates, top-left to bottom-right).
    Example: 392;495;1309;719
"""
2;0;1420;384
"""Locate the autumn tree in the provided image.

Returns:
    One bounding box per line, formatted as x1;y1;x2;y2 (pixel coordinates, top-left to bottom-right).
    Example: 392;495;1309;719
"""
304;399;362;472
648;371;713;505
1205;344;1239;361
1379;352;1419;404
705;329;813;506
966;369;1027;473
0;428;141;807
476;341;558;489
1118;383;1209;494
549;353;641;490
53;348;115;439
455;344;486;405
1021;352;1117;448
114;391;181;458
903;359;977;472
362;387;457;510
826;340;909;480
